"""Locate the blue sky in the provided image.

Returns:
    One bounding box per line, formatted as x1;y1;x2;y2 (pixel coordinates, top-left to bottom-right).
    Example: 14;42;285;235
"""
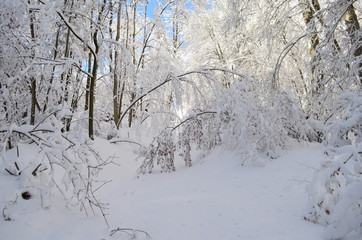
144;0;194;19
146;0;158;18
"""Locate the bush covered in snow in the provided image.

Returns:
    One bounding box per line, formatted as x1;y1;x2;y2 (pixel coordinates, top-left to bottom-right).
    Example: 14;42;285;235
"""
0;114;109;222
138;77;311;173
306;92;362;240
138;129;176;174
306;143;362;240
216;83;312;166
324;92;362;148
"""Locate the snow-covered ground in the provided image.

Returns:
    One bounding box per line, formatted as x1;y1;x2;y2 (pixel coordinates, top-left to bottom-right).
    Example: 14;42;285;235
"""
0;139;328;240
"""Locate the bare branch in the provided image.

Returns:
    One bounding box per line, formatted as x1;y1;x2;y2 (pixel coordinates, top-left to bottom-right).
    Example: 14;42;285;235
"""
109;139;143;147
56;11;97;58
172;111;217;132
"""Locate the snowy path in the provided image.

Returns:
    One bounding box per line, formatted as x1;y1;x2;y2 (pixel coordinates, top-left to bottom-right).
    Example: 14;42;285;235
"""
0;141;327;240
102;144;326;240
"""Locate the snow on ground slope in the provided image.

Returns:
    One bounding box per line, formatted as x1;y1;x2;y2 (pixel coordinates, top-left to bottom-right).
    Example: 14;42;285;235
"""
0;140;327;240
103;143;326;240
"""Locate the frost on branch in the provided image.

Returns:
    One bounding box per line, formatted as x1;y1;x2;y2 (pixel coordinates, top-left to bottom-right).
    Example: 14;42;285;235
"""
107;228;152;240
137;110;219;175
0;116;109;222
324;92;362;147
305;92;362;240
216;82;310;166
137;76;310;173
305;143;362;240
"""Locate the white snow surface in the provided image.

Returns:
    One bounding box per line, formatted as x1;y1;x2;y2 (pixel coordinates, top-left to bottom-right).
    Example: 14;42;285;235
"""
0;138;327;240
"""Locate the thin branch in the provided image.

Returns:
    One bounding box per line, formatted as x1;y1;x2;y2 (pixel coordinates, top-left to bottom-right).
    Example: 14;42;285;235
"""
31;164;42;176
116;67;250;128
116;74;174;128
109;139;143;147
56;11;97;58
136;1;174;72
110;228;152;239
33;110;60;131
172;111;217;132
5;168;16;176
272;34;308;86
72;62;93;78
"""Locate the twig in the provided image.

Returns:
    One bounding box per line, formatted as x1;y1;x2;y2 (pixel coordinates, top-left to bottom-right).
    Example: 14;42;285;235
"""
56;11;97;58
110;228;152;239
172;111;217;131
296;161;319;171
109;139;142;147
32;164;42;176
4;168;16;176
93;180;112;193
32;110;60;131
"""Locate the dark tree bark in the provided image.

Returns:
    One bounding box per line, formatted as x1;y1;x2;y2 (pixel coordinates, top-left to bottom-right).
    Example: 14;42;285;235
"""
85;52;92;111
343;3;362;84
128;0;138;128
88;0;107;139
112;0;124;128
29;0;36;125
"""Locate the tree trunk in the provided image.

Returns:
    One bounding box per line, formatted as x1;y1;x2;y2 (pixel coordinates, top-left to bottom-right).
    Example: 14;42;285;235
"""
29;0;36;125
43;27;61;112
113;0;123;128
65;66;82;132
85;52;92;111
128;0;138;128
89;45;98;139
299;0;320;57
299;0;325;99
88;0;106;139
30;77;36;125
344;3;362;84
85;7;94;112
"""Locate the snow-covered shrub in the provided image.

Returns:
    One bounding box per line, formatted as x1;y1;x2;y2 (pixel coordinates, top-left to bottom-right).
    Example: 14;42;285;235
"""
324;92;362;147
0;115;108;221
137;76;311;173
138;129;176;174
177;110;221;167
138;110;220;174
273;91;316;141
215;82;301;166
305;143;362;240
306;92;362;240
178;122;193;168
178;110;220;154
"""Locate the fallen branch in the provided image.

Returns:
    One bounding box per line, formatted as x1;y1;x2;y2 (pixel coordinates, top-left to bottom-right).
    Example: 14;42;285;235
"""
110;227;152;239
109;139;143;147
